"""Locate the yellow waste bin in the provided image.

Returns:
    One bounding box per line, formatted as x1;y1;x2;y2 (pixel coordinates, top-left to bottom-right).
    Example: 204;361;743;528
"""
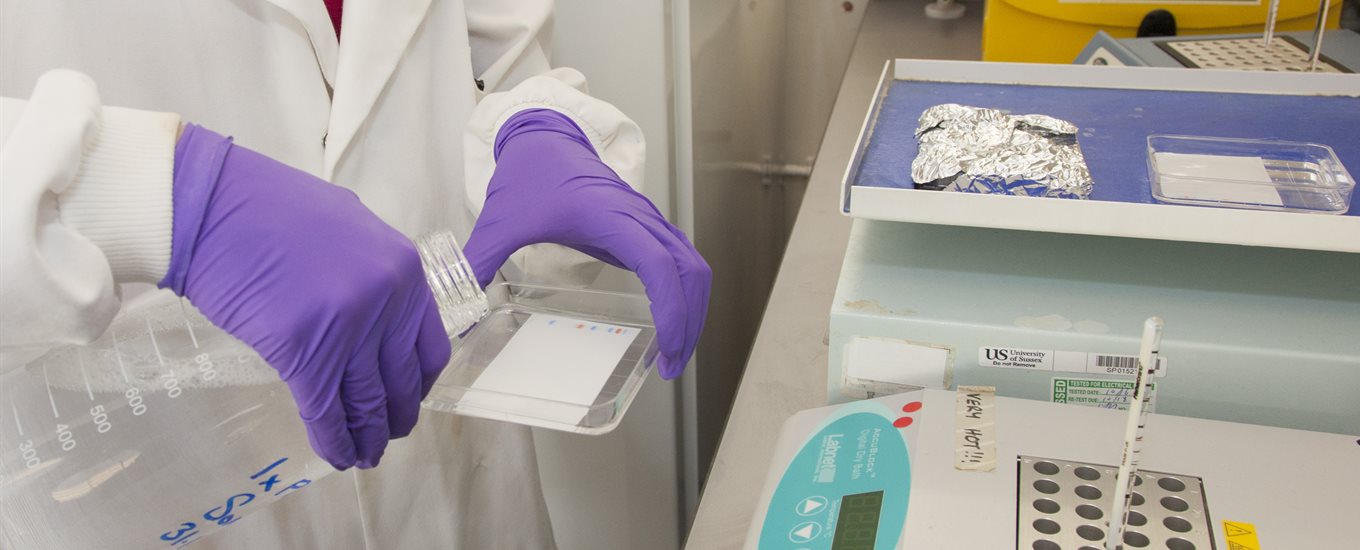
983;0;1343;63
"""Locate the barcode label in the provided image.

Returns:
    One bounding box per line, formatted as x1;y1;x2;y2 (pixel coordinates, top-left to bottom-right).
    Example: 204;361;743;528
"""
1095;355;1138;369
981;345;1168;378
1086;354;1167;377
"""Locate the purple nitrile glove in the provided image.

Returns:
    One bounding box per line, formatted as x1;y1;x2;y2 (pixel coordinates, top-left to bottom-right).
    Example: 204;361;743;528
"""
161;124;451;470
463;109;711;379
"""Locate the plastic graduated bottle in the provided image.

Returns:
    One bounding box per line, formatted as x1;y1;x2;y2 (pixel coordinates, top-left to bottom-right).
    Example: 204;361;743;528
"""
0;231;486;550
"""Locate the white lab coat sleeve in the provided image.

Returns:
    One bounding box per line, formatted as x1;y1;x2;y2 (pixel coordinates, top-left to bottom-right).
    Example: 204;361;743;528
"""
0;69;179;360
462;0;647;218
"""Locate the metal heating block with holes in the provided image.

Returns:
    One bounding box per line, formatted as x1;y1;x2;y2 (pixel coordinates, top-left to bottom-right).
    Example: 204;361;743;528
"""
745;389;1360;549
1156;37;1350;73
1017;456;1211;550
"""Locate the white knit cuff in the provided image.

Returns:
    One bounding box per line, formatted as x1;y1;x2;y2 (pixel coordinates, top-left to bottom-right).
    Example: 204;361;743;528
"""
57;106;180;283
464;67;647;217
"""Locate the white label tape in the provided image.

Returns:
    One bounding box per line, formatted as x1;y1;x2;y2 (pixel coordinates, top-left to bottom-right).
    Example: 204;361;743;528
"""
954;385;996;472
979;346;1167;378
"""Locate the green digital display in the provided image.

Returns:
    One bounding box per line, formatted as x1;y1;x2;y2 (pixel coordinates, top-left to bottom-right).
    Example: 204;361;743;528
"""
831;491;884;550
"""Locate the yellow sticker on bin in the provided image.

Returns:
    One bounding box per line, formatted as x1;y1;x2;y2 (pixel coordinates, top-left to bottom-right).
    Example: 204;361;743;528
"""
1222;520;1261;550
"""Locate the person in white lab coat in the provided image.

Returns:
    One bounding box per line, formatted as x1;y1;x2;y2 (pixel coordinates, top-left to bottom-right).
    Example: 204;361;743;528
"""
0;1;709;548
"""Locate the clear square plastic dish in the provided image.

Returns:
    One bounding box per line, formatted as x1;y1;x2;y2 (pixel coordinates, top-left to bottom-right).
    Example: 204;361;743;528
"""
1147;134;1354;214
421;282;658;434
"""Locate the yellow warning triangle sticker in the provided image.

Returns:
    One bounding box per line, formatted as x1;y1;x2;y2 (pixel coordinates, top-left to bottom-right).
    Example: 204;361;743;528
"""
1223;520;1261;550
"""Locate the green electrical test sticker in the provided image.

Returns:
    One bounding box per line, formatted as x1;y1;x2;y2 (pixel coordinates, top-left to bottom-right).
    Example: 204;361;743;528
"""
1050;377;1156;412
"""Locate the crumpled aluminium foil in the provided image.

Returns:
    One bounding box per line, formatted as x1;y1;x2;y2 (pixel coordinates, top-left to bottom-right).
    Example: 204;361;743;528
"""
911;104;1093;199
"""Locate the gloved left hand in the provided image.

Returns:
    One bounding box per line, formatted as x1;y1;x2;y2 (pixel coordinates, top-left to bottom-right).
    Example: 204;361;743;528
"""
463;109;710;379
161;124;452;470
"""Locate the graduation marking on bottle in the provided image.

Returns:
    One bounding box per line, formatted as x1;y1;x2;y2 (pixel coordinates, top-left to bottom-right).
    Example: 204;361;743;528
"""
41;364;59;419
55;423;76;451
111;328;132;384
77;353;116;434
12;402;25;437
109;328;149;415
12;403;43;468
17;439;40;469
180;305;222;383
90;403;113;434
180;301;202;349
147;319;166;366
149;319;184;398
195;353;219;382
126;386;148;416
78;355;95;401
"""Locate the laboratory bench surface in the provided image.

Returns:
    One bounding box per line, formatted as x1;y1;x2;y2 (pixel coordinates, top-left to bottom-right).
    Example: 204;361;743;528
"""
682;1;985;547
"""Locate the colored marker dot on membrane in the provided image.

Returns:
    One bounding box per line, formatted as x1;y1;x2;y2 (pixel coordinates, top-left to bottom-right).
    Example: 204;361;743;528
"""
893;400;922;428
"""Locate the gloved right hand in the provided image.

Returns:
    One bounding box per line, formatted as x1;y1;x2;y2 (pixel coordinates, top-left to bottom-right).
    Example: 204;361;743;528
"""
463;109;711;380
160;124;451;470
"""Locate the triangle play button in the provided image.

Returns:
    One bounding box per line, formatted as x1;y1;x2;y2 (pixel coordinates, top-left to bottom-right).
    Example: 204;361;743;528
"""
797;496;828;516
789;521;821;543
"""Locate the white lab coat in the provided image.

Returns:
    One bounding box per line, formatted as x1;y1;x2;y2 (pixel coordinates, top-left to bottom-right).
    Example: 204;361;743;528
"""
0;1;646;548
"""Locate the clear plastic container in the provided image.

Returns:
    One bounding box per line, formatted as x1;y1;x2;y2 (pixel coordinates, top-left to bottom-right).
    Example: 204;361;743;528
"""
0;293;335;549
0;232;492;549
5;225;701;544
0;228;659;548
422;282;659;435
1147;135;1355;214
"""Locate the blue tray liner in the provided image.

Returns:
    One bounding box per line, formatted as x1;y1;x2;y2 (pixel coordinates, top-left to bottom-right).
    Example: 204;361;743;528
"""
853;80;1360;216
